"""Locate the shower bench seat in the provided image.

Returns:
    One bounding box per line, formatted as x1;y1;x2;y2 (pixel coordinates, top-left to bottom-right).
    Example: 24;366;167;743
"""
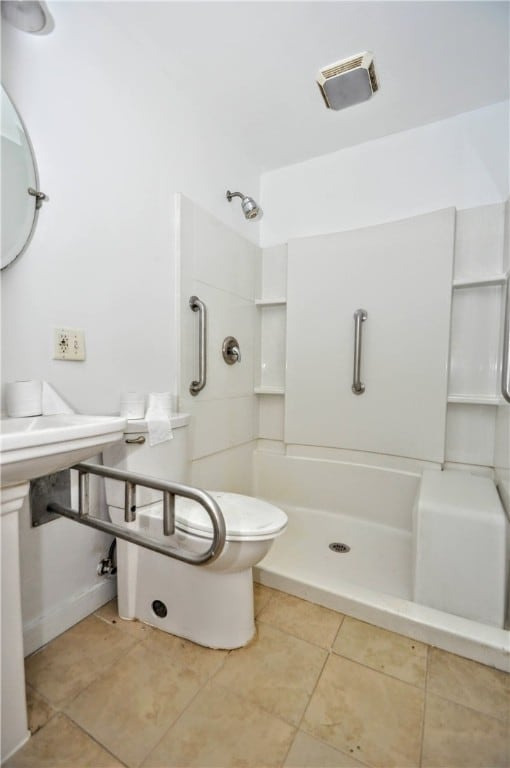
412;469;508;628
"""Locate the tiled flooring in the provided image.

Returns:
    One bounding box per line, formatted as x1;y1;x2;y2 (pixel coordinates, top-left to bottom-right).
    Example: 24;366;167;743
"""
8;586;510;768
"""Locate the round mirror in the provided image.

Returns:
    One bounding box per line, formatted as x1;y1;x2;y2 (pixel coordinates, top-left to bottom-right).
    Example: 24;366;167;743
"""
1;86;46;270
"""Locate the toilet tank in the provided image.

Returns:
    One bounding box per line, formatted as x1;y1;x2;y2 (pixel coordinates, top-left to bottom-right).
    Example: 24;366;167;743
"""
103;414;191;510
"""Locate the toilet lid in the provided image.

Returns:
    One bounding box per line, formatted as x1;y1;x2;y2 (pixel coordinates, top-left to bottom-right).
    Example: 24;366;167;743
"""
175;492;288;542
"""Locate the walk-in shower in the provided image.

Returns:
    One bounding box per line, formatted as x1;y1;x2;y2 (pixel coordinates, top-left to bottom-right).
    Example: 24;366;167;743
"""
177;193;510;674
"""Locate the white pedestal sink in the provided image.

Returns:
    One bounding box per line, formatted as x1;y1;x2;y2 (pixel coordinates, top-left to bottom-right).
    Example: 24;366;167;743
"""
0;414;126;762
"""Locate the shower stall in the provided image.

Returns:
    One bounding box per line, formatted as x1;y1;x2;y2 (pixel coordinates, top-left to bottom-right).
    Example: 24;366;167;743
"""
177;193;510;672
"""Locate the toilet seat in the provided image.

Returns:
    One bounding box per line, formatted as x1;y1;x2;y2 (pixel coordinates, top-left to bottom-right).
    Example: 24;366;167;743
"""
174;492;287;542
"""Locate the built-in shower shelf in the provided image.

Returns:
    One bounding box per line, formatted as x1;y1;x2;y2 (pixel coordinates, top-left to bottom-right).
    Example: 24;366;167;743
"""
447;394;506;406
255;298;287;306
254;386;285;395
453;273;509;289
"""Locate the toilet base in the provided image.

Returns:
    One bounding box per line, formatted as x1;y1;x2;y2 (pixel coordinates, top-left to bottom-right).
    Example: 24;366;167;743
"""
116;538;256;649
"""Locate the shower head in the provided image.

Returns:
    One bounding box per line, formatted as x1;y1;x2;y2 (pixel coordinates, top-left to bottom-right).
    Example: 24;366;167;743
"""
226;190;262;221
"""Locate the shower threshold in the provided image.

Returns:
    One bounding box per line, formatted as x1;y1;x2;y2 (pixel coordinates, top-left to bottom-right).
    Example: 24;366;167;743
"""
254;504;510;672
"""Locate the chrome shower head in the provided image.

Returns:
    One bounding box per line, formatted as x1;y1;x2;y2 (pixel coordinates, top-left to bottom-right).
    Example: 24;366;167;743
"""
226;190;262;221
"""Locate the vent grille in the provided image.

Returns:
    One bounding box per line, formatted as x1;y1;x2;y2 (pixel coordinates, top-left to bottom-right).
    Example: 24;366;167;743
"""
368;61;379;92
322;56;364;80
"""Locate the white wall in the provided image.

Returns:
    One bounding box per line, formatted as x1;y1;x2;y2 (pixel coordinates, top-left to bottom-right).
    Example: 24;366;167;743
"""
1;3;259;415
260;101;509;248
19;470;116;655
1;3;259;648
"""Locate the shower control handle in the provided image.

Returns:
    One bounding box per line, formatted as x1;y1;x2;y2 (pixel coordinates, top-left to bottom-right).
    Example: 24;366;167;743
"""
222;336;241;365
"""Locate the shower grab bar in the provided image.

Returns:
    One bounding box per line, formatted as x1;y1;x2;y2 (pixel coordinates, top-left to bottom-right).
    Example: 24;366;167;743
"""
46;462;226;566
189;295;207;396
502;273;510;404
352;309;367;395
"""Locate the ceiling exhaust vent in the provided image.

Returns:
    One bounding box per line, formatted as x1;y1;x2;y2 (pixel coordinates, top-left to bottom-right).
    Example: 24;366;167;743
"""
317;52;378;111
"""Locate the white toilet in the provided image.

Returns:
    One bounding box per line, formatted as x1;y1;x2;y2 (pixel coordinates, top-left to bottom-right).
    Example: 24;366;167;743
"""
103;415;287;649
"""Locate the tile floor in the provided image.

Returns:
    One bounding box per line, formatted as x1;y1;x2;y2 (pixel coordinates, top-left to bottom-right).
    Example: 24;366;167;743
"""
7;585;510;768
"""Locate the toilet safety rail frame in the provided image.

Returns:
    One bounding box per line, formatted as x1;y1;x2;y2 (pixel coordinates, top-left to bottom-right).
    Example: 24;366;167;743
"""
47;462;227;565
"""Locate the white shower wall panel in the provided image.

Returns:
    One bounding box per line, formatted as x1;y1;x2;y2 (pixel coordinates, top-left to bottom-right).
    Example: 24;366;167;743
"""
446;201;508;474
445;405;497;466
257;244;287;439
178;195;260;405
185;282;257;402
191;441;256;495
495;406;510;515
285;209;455;463
254;450;420;532
259;306;286;390
260;244;287;297
184;394;257;460
495;201;510;516
448;286;503;397
258;395;285;442
453;203;506;280
191;204;259;302
177;194;260;490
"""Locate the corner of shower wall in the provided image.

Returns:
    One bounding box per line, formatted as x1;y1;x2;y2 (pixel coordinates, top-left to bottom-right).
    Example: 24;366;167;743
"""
176;193;262;495
256;243;287;441
447;201;508;476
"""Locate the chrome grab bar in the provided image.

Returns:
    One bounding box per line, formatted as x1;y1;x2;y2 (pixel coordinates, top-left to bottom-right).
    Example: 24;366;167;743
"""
502;274;510;404
47;461;226;566
189;295;207;396
352;308;367;395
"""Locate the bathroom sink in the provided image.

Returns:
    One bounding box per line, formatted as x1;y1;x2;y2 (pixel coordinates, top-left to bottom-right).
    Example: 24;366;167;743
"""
0;414;126;487
0;412;127;761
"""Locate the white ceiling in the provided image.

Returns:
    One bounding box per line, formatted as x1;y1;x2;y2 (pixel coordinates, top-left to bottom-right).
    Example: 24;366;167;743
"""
100;1;509;172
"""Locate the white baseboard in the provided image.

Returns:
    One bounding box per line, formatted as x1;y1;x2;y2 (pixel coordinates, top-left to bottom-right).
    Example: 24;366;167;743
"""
23;580;117;657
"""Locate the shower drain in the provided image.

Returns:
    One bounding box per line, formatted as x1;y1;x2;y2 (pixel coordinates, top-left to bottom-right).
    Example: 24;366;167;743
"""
329;542;351;553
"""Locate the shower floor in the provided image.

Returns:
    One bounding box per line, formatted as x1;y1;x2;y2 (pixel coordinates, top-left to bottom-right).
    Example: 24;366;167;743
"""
255;504;510;672
258;505;412;600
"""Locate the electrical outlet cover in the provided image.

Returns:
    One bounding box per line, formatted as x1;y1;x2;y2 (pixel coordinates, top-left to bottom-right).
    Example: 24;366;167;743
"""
54;328;86;361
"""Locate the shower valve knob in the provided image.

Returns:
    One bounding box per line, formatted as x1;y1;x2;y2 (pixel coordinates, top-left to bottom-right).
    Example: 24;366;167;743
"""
222;336;241;364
